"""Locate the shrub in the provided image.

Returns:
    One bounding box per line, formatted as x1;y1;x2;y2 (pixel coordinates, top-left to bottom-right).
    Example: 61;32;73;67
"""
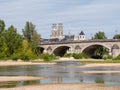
72;53;81;59
114;55;120;60
20;53;30;61
64;53;89;59
64;53;72;57
11;54;20;61
0;52;7;59
40;53;57;62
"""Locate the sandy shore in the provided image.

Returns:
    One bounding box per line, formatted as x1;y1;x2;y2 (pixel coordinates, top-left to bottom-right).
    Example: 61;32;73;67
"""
82;63;120;67
1;84;120;90
0;76;45;82
0;61;120;68
0;61;55;66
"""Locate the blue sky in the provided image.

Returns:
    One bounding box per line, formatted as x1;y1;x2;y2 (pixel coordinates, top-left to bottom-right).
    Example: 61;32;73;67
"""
0;0;120;39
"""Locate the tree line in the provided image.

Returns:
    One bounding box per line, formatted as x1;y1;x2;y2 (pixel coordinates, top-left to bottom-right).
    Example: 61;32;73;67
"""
0;19;41;61
0;19;120;61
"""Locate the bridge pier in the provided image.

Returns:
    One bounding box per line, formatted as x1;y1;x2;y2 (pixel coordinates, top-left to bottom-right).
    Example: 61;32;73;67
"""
39;40;120;58
111;44;120;58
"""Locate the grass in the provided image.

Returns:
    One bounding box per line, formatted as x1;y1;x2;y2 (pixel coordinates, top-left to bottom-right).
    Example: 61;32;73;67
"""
79;59;120;64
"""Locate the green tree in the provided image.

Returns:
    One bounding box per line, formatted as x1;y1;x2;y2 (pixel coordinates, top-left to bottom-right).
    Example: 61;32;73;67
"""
0;19;5;34
20;40;35;60
4;25;23;55
0;19;6;59
11;40;35;61
22;21;36;42
113;34;120;39
92;31;107;39
30;31;41;54
0;43;8;58
94;47;109;59
22;21;41;54
0;19;5;48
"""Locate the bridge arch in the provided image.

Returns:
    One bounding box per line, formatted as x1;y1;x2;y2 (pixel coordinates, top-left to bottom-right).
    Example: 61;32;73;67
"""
37;47;45;53
52;45;71;57
81;44;110;58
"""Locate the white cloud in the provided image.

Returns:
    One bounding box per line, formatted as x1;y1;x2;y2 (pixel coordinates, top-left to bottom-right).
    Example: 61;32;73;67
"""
0;0;120;39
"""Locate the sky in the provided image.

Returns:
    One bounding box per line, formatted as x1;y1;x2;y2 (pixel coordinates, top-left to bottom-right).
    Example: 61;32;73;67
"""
0;0;120;39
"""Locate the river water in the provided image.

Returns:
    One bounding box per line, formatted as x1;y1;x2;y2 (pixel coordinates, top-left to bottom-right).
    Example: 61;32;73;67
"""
0;62;120;88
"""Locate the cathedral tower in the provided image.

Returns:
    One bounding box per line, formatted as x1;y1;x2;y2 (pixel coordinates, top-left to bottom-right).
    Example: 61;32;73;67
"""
50;23;65;40
57;23;64;40
50;24;57;39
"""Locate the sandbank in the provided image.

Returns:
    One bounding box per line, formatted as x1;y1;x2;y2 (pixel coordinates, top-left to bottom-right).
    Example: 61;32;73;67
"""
0;61;55;66
1;83;120;90
0;76;45;82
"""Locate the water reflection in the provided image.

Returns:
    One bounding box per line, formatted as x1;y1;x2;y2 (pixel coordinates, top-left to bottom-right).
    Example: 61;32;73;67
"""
0;63;120;88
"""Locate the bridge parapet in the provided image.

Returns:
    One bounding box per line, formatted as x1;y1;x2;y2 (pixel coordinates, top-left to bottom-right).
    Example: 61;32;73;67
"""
40;39;120;45
39;39;120;57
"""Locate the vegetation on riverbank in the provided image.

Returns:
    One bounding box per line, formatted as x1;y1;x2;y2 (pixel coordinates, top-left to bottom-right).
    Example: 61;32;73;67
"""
79;59;120;64
64;53;89;59
0;19;120;62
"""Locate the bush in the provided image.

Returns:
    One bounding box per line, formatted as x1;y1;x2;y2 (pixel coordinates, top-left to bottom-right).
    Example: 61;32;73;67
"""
72;53;81;59
73;53;88;59
40;53;57;62
20;53;30;61
64;53;72;57
0;52;7;59
114;55;120;60
64;53;89;59
11;54;20;61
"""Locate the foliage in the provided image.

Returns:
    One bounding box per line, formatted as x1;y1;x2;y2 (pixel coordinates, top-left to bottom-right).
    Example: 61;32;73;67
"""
64;53;72;57
94;47;109;59
0;19;6;58
114;54;120;60
72;53;88;59
103;55;112;60
11;54;20;61
40;53;58;62
30;31;41;54
92;31;107;39
0;52;7;59
4;25;23;55
22;21;41;54
0;19;5;34
0;20;42;61
10;40;36;61
22;21;36;42
113;34;120;39
64;53;88;59
19;40;36;61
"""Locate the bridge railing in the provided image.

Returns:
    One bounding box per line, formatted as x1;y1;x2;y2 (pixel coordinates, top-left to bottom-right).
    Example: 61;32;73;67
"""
40;39;120;45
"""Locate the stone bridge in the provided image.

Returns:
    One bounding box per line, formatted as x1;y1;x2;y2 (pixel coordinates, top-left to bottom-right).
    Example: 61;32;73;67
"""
38;39;120;58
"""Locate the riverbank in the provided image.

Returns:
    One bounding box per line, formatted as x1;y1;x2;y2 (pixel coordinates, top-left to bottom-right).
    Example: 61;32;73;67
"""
1;83;120;90
0;60;55;66
0;59;120;66
0;76;45;82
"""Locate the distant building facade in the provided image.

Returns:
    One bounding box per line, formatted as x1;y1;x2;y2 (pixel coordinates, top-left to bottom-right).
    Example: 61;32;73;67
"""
74;31;85;41
50;23;65;40
50;23;85;41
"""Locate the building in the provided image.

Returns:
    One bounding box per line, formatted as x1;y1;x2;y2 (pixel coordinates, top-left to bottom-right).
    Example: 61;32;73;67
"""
74;31;85;41
50;23;85;42
50;23;65;40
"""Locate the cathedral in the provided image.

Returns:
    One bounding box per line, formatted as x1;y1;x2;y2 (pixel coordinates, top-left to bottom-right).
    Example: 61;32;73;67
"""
50;23;65;40
50;23;85;41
